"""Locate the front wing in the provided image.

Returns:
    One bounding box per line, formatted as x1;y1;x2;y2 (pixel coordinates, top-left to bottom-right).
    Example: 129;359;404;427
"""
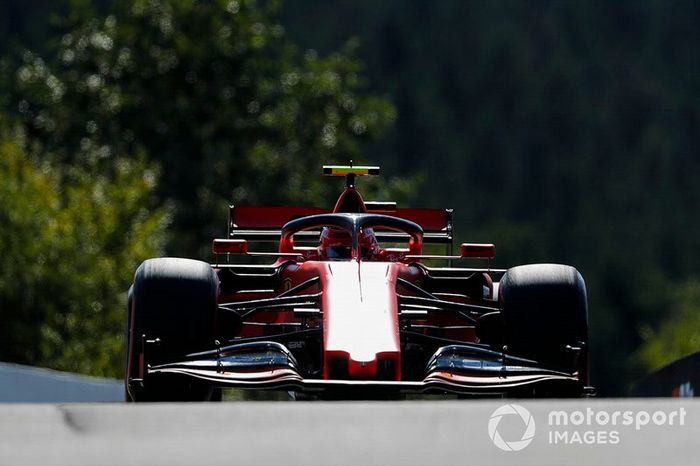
139;342;588;396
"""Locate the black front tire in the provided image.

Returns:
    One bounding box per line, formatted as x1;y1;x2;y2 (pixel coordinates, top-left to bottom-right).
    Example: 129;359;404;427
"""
499;264;588;373
125;257;221;402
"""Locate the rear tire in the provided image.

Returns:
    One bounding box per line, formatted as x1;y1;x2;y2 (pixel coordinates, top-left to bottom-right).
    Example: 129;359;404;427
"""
499;264;588;373
125;257;221;402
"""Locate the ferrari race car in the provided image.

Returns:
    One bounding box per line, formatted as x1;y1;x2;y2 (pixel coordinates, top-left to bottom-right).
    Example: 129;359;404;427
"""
125;165;593;401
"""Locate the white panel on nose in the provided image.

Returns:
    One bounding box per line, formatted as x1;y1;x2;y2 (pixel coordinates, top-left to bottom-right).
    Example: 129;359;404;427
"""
324;261;400;363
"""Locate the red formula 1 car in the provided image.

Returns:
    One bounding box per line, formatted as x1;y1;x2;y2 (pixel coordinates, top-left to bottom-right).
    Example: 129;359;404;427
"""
125;166;593;401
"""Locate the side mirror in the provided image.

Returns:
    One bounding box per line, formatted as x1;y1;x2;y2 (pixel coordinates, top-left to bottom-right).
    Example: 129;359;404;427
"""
460;243;495;259
212;239;248;254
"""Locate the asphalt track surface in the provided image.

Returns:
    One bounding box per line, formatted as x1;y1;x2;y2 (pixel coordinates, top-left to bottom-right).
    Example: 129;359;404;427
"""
1;399;697;465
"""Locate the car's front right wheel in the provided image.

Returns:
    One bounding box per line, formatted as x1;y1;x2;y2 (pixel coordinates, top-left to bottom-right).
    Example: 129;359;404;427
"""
125;257;221;402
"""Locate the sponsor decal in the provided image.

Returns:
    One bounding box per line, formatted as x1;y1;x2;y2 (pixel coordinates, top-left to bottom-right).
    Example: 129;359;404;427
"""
672;382;695;398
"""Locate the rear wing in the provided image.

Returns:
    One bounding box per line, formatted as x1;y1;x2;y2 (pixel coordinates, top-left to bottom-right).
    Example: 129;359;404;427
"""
228;205;453;246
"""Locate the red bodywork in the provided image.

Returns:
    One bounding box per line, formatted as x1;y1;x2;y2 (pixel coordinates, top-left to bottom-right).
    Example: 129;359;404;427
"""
216;185;469;384
138;174;588;398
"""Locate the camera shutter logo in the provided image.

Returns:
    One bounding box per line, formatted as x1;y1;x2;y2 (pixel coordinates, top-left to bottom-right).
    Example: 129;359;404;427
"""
488;404;536;451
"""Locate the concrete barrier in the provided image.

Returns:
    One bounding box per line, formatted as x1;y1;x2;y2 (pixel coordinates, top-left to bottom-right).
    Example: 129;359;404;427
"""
0;362;122;402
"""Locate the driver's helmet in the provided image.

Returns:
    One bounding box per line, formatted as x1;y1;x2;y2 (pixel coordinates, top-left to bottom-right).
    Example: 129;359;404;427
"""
318;227;380;260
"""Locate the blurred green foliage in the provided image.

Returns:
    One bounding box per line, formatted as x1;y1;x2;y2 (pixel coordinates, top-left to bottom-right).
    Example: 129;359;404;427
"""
0;118;168;376
637;279;700;371
7;0;397;257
